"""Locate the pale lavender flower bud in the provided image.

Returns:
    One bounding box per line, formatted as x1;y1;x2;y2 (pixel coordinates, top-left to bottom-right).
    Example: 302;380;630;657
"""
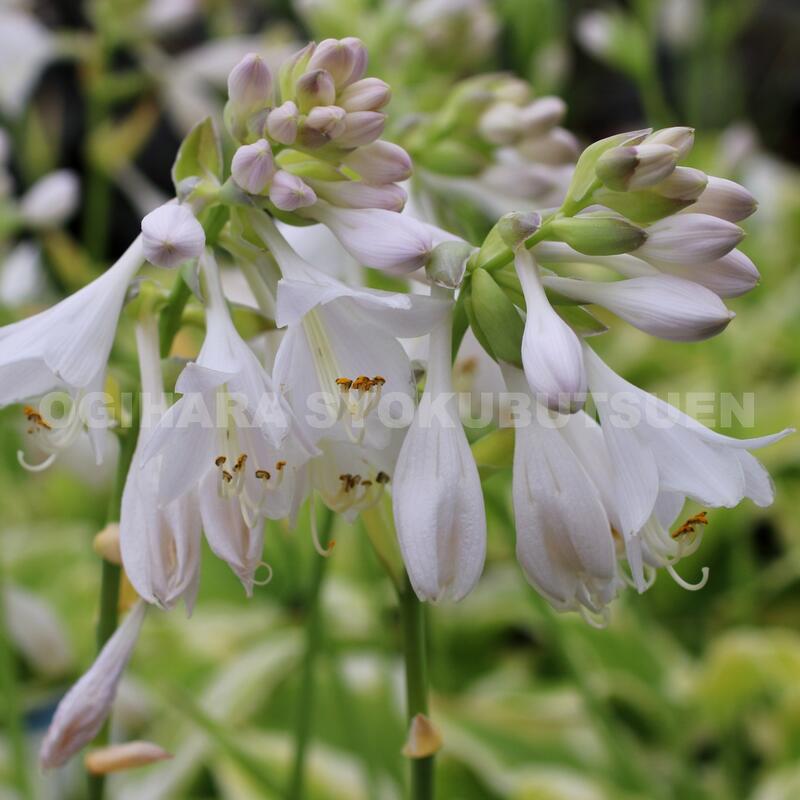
141;203;205;268
304;104;347;138
269;170;317;211
654;166;708;201
341;37;368;85
309;204;437;274
637;213;744;265
231;139;275;195
334;111;386;148
227;53;272;109
295;69;336;112
596;143;679;191
518;96;567;137
686;175;757;222
343;140;412;184
517;127;580;165
653;248;760;298
478;102;523;145
645;126;695;158
338;77;391;112
309;180;406;211
266;101;299;145
40;603;146;769
307;37;367;87
19;169;79;228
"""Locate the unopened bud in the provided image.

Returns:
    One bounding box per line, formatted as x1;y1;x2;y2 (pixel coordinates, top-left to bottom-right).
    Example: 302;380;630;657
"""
307;37;367;87
645;126;694;158
19;170;79;228
309;180;406;211
492;76;531;105
334;111;386;148
227;53;272;110
85;741;172;775
637;213;744;264
402;714;443;759
269;170;317;211
278;42;316;101
419;140;486;176
304;105;347;139
343;140;412;184
295;69;336;112
478;102;522;145
93;523;121;565
497;211;542;249
686;175;757;222
340;37;368;86
517;127;580;165
426;240;474;288
266;101;299;145
550;214;647;255
338;77;391;112
596;143;678;191
141;203;205;268
231;139;275;194
654;166;708;201
518;96;566;137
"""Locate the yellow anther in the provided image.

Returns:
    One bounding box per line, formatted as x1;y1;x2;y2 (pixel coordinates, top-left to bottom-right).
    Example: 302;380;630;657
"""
672;511;709;539
255;469;271;480
233;454;247;472
215;456;227;467
275;460;287;471
221;470;233;483
376;471;390;485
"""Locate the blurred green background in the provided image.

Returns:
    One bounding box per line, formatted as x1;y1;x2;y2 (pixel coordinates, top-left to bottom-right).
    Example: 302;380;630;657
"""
1;1;799;798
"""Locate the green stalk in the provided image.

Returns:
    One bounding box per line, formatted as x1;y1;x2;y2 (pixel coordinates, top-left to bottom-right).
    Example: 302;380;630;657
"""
287;505;335;800
399;576;434;800
0;557;33;800
87;391;141;800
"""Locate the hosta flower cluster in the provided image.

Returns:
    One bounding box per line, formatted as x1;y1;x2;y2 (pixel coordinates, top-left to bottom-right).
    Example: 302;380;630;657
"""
0;38;789;767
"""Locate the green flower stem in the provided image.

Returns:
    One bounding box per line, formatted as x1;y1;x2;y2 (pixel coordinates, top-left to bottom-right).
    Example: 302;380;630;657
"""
399;575;434;800
158;277;193;358
287;504;335;800
87;389;141;800
0;555;33;800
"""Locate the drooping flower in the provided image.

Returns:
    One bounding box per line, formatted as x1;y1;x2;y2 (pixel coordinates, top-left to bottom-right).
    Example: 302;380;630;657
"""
0;237;145;468
40;602;147;769
582;343;793;585
141;249;315;592
250;210;447;524
119;316;202;613
503;366;619;619
393;286;487;602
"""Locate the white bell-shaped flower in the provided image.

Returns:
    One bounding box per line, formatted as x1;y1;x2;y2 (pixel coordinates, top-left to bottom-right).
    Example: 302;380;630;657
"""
393;287;486;602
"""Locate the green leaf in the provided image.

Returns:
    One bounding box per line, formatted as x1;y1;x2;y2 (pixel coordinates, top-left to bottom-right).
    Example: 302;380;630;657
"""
172;117;223;191
470;268;524;367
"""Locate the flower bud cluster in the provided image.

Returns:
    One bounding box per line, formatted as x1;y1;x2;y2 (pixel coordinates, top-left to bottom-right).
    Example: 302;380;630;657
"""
224;40;411;215
590;127;757;224
405;73;578;214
